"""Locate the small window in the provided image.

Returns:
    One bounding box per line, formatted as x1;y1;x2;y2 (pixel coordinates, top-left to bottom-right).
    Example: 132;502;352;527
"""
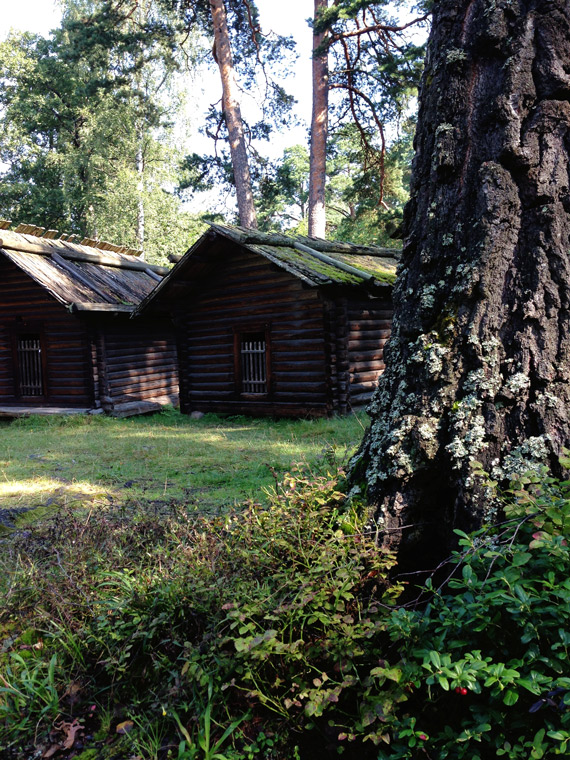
17;334;44;397
239;331;268;395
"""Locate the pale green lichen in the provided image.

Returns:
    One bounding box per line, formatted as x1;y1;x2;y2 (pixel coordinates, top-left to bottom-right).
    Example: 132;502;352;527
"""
420;284;439;311
481;336;501;355
446;48;467;65
418;421;437;441
435;122;454;135
505;371;530;394
536;390;562;410
426;343;449;376
446;436;469;464
463;367;501;396
407;334;450;378
491;435;552;481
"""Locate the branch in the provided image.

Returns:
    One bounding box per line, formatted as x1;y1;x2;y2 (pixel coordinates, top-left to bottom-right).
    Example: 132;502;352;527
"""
329;13;430;44
240;0;262;65
332;39;387;207
327;204;352;219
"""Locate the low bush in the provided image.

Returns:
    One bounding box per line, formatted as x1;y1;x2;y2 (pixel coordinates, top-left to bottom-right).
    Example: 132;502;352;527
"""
1;464;569;759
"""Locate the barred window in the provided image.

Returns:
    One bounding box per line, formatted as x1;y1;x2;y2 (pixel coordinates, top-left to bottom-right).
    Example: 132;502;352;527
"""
17;334;44;397
240;332;268;395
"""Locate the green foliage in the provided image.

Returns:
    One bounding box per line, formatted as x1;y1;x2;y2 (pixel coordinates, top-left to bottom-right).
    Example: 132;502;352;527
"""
254;123;413;243
0;1;197;262
327;122;414;244
1;444;569;758
366;473;570;758
0;652;61;743
315;0;426;216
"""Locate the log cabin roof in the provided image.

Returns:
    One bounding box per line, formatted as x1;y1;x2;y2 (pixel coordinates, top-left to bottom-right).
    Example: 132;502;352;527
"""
135;223;400;315
0;228;170;313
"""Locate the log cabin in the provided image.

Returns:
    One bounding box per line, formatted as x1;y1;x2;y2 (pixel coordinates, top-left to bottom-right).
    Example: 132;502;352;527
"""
135;224;399;417
0;224;179;416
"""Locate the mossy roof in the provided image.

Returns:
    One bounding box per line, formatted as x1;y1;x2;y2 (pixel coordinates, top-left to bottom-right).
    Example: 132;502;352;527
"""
134;224;400;316
213;224;399;287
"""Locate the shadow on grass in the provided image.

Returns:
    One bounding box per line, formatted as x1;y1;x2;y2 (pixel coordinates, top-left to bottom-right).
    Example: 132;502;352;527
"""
0;410;367;523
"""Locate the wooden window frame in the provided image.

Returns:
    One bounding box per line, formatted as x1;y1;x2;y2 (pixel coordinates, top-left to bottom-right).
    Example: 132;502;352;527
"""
233;324;272;398
11;328;48;401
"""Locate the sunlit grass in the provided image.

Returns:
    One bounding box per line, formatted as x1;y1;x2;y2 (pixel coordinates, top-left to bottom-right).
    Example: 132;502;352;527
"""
0;479;106;502
0;409;367;518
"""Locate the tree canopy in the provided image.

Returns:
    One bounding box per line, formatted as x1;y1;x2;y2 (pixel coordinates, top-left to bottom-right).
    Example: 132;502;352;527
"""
0;0;427;248
308;0;427;236
0;0;205;262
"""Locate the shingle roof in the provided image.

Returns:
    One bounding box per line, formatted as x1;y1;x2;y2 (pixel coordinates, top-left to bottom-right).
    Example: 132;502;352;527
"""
135;223;400;315
0;229;169;313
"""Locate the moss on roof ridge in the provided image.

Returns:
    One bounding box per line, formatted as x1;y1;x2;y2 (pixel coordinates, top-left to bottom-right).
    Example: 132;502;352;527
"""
209;223;401;260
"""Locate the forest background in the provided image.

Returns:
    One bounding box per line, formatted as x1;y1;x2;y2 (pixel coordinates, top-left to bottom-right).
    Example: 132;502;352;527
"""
0;0;427;263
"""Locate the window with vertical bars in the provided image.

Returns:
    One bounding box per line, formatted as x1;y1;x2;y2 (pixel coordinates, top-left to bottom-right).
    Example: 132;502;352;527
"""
240;332;268;394
17;334;44;397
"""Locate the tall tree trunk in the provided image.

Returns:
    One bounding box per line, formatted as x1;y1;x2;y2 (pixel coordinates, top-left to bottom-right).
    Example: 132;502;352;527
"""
210;0;257;229
351;0;570;572
308;0;329;239
135;128;145;258
134;2;145;257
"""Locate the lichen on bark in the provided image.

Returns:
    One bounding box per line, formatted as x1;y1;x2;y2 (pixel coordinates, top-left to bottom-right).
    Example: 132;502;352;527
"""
351;0;570;571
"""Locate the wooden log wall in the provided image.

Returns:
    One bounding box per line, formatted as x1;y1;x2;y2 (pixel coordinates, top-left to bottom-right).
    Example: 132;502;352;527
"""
346;297;393;407
0;259;93;406
321;296;352;414
174;248;329;417
95;321;179;408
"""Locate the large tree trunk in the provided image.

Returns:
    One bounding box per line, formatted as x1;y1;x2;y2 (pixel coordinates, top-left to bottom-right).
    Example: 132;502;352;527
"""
351;0;570;571
210;0;257;229
308;0;329;239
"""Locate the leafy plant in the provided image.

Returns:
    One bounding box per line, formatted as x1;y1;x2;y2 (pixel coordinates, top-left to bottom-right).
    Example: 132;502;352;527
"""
1;447;570;759
171;679;246;760
0;652;60;746
364;472;570;758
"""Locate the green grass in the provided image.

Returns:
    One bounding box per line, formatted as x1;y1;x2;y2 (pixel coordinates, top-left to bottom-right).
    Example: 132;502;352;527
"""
0;408;367;520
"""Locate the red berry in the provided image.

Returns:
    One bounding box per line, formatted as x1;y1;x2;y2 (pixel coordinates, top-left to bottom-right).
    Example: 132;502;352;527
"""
455;687;462;693
460;687;468;695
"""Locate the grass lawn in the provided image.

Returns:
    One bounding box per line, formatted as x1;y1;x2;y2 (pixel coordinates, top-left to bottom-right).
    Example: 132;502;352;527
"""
0;407;368;524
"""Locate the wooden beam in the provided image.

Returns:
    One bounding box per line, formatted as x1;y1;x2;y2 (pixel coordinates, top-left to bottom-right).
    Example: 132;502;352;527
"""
70;302;135;313
0;236;169;275
144;267;163;282
51;252;113;303
210;223;401;258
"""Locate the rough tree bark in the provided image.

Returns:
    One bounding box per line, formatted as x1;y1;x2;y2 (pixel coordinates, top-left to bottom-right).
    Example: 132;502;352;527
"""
210;0;258;229
308;0;329;238
351;0;570;571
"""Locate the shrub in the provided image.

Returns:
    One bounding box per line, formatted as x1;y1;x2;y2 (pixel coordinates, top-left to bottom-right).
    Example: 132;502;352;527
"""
1;465;569;759
363;471;570;759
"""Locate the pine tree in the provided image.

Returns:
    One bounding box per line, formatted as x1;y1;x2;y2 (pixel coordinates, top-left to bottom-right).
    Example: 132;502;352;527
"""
307;0;427;238
351;0;570;571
